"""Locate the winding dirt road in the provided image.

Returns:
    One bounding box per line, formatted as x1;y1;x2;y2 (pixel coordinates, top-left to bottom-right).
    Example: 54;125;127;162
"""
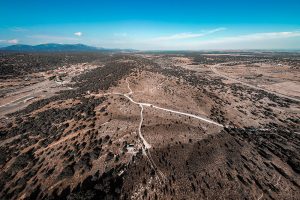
94;78;224;182
97;79;223;149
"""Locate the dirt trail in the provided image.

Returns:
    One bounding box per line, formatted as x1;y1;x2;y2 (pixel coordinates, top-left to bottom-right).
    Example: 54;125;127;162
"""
93;78;224;182
95;79;223;150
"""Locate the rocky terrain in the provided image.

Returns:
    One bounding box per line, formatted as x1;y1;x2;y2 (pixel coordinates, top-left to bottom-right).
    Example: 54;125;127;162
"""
0;52;299;200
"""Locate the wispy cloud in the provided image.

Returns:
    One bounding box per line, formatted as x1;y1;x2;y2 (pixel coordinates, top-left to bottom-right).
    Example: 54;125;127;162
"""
152;27;226;41
120;30;300;50
114;32;128;37
74;32;82;36
8;39;19;44
11;27;28;32
0;39;19;44
157;31;300;50
28;35;79;42
198;31;300;45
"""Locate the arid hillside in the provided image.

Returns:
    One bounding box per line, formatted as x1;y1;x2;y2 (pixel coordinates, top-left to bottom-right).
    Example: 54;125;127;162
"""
0;52;299;200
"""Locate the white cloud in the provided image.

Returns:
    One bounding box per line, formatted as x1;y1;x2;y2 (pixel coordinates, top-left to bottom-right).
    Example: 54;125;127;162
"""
11;27;28;32
114;32;128;37
74;32;82;36
198;31;300;45
152;27;226;41
83;30;300;50
8;39;19;44
138;31;300;50
28;35;79;41
0;39;19;44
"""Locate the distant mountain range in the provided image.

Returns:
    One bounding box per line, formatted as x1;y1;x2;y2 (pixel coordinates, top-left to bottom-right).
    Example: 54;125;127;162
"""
0;43;136;52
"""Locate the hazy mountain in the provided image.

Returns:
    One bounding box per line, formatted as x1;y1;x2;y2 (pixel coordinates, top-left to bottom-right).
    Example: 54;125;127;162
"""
0;43;135;52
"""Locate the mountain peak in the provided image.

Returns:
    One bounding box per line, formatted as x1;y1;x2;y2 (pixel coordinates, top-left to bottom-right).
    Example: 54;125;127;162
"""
0;43;104;52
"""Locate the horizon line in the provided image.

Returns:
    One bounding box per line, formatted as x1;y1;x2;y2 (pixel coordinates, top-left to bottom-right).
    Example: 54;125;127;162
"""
1;43;300;52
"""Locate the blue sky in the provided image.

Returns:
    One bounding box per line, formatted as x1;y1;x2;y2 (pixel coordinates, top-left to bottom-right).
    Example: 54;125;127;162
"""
0;0;300;50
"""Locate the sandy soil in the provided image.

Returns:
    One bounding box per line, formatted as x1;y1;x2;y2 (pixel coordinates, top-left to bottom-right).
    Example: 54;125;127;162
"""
0;54;299;200
0;63;99;117
216;63;300;98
